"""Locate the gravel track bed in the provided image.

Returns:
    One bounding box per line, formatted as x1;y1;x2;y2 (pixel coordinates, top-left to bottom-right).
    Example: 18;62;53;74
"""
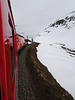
17;43;74;100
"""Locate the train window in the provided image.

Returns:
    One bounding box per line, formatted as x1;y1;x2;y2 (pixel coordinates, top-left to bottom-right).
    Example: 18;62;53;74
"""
9;23;12;37
9;22;14;77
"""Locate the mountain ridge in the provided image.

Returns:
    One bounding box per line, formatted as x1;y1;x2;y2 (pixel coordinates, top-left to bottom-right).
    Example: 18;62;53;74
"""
44;11;75;32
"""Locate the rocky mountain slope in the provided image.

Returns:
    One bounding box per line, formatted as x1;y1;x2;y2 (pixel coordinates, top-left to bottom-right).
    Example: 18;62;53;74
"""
45;11;75;32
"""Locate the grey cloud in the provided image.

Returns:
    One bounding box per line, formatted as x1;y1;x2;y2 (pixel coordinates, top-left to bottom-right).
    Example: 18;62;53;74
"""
10;0;75;36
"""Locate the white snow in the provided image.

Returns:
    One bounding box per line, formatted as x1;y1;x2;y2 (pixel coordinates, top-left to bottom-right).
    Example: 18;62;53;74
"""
34;12;75;99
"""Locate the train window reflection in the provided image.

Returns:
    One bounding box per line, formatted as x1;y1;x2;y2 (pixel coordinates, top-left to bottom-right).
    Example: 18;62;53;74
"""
9;22;14;77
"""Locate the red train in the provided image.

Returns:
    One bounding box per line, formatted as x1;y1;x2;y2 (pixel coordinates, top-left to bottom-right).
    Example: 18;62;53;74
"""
0;0;25;100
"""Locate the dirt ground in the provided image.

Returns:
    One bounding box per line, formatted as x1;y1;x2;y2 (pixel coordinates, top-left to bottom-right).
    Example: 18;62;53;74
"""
17;43;74;100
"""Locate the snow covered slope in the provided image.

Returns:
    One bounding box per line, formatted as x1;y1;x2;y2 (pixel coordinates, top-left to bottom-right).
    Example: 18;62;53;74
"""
34;11;75;99
44;11;75;50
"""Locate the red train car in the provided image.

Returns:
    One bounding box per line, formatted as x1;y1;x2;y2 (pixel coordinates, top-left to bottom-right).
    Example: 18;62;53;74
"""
0;0;17;100
16;34;25;50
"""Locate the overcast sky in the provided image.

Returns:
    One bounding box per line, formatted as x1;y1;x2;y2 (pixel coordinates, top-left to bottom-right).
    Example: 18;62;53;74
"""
10;0;75;37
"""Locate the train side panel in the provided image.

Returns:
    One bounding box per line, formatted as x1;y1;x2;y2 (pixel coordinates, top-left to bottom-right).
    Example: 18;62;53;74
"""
0;0;17;100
